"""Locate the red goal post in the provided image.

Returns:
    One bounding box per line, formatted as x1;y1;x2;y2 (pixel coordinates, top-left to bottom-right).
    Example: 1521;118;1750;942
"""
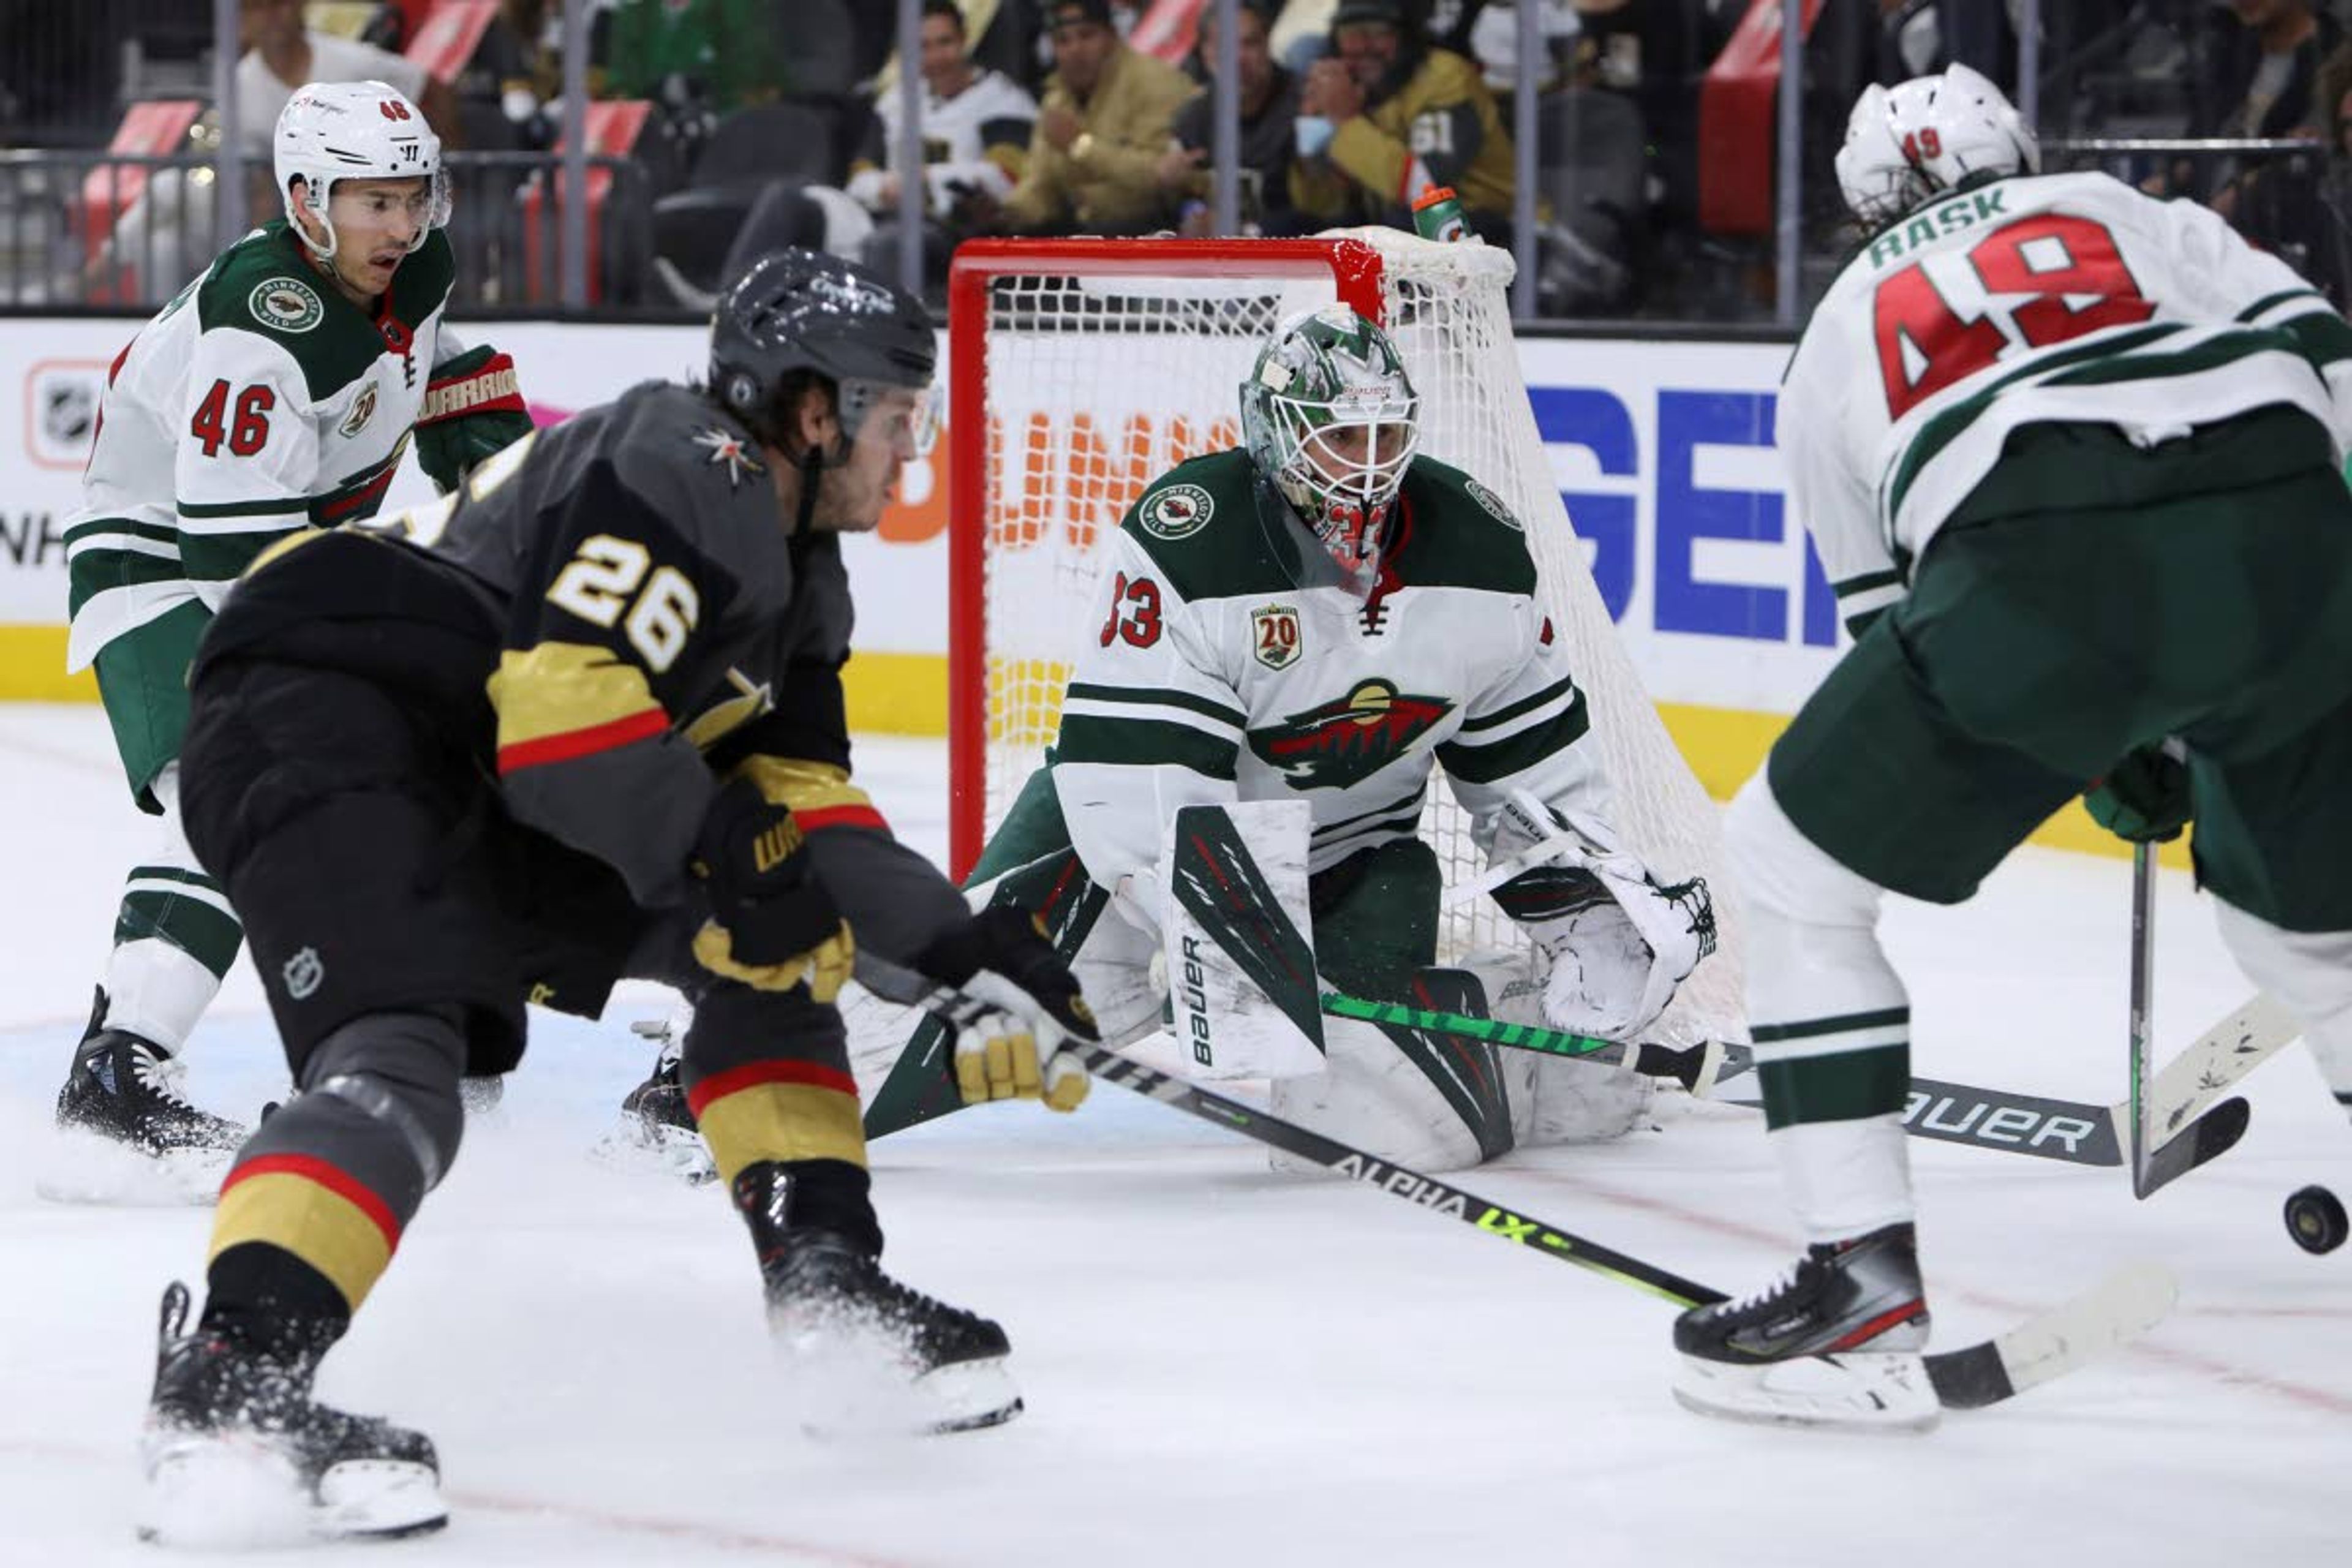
943;234;1743;1049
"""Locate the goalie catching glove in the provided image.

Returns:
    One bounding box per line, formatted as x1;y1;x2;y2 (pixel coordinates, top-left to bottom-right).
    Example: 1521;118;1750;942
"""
1487;792;1714;1041
913;907;1099;1112
689;777;855;1001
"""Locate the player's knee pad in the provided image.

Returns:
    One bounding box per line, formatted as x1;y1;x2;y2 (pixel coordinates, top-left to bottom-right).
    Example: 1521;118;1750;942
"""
252;1007;467;1216
1726;774;1904;1027
2214;903;2352;1095
1725;772;1883;927
1268;1010;1508;1174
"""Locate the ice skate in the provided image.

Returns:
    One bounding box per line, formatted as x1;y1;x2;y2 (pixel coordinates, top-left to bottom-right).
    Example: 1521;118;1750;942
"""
138;1283;445;1545
737;1164;1020;1435
43;990;246;1205
592;1016;716;1185
1671;1223;1939;1432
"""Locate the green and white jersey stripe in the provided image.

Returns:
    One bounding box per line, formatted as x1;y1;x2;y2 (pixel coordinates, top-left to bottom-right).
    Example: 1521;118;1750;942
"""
1783;170;2352;635
1050;448;1618;892
66;220;459;671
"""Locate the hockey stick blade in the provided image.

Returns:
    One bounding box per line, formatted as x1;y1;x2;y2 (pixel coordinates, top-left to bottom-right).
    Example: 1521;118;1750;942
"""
1711;996;2296;1170
1079;1042;2168;1411
2132;1095;2253;1199
1924;1260;2178;1409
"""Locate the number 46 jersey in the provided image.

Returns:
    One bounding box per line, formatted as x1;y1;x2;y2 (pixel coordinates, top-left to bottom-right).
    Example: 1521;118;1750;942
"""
1784;169;2352;635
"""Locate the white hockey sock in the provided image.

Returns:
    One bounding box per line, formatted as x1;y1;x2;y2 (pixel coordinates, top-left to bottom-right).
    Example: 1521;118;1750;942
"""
2214;903;2352;1126
1728;776;1917;1243
104;937;227;1055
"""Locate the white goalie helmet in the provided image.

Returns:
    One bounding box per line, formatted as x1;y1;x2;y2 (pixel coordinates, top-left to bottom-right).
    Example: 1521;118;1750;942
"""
1835;62;2040;228
273;80;451;259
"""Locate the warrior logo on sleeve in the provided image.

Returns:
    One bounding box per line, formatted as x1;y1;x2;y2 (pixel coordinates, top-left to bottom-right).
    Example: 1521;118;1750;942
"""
1247;678;1453;789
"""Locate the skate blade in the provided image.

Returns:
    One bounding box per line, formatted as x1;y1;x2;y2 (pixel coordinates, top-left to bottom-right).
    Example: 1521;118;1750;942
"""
777;1320;1023;1439
587;1121;716;1187
314;1458;448;1539
37;1129;227;1207
1672;1351;1941;1434
138;1433;311;1548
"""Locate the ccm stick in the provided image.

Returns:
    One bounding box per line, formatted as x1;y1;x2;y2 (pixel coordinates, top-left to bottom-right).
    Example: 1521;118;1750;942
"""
852;950;2175;1413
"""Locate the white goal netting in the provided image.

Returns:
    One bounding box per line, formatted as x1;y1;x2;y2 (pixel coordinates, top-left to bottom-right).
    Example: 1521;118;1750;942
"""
953;232;1744;1049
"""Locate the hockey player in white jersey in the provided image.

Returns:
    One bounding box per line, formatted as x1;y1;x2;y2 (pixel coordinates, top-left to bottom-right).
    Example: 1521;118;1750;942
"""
1672;65;2352;1430
833;303;1716;1172
52;80;532;1196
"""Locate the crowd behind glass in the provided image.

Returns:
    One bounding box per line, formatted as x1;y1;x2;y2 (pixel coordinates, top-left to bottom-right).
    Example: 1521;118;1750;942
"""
2;0;2350;322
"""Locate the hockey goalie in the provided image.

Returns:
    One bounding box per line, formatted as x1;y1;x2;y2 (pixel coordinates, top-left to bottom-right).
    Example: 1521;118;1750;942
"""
810;303;1717;1172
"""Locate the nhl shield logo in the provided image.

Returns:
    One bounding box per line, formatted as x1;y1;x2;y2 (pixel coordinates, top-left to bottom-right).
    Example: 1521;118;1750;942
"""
1140;483;1213;540
282;946;325;1000
1251;603;1301;670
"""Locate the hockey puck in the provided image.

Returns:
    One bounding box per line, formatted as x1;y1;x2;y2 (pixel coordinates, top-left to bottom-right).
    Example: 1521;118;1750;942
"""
2283;1185;2348;1255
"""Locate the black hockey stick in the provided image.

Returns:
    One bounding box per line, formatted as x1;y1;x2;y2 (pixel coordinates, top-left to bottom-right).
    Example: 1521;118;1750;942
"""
2127;841;2254;1197
1317;991;1725;1093
853;948;2172;1411
1075;1042;2174;1411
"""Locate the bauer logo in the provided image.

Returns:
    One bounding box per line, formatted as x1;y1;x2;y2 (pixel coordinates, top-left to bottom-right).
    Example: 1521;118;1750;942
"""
251;277;325;334
1180;934;1213;1065
1140;483;1214;540
282;946;325;1000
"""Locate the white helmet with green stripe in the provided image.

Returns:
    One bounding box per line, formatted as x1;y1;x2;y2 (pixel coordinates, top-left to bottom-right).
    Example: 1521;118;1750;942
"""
1241;304;1421;583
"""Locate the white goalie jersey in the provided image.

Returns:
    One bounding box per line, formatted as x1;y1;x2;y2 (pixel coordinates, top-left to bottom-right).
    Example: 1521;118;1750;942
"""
1049;447;1613;897
1785;168;2352;635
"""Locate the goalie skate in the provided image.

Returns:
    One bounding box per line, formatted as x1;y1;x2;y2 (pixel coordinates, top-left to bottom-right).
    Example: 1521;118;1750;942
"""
138;1283;445;1545
1671;1223;1939;1433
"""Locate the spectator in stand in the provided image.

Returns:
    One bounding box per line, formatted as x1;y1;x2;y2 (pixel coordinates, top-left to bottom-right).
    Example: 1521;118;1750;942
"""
846;0;1039;281
237;0;459;154
2194;0;2342;139
454;1;563;151
989;0;1199;236
1291;0;1515;244
596;0;788;116
2180;0;2340;221
1158;0;1305;235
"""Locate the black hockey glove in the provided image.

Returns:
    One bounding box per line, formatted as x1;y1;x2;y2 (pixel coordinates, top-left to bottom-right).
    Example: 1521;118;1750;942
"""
2084;745;2191;845
689;777;854;1000
913;906;1099;1112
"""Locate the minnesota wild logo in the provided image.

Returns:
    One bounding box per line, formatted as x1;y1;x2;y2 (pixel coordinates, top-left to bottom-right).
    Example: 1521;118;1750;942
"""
249;276;324;334
1247;678;1453;790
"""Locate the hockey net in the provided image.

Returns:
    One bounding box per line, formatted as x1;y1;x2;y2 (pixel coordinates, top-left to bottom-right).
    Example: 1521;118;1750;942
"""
946;234;1744;1050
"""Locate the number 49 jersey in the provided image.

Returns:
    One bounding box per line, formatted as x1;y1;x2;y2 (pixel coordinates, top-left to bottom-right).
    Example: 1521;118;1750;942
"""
1784;170;2352;633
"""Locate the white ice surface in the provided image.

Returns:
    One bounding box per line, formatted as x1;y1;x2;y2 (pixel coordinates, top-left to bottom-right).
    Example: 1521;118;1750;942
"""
0;703;2344;1567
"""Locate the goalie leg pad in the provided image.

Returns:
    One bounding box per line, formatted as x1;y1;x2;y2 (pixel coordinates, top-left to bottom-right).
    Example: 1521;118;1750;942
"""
1268;968;1517;1175
1464;951;1654;1145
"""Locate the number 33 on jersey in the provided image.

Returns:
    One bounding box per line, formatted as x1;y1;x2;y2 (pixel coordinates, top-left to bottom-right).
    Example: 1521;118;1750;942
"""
1782;169;2352;635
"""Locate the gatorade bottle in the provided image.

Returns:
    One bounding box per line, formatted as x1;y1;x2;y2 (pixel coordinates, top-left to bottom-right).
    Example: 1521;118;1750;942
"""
1411;184;1471;244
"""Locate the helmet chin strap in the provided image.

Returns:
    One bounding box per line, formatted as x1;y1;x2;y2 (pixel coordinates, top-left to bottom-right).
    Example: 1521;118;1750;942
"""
791;431;857;536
